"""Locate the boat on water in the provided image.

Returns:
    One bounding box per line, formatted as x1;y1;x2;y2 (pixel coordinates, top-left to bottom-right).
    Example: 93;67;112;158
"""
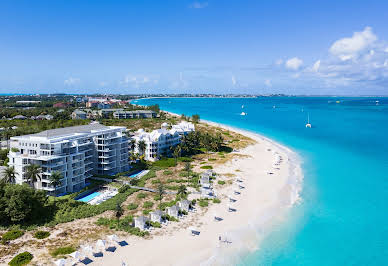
241;105;244;109
240;112;247;116
306;113;312;128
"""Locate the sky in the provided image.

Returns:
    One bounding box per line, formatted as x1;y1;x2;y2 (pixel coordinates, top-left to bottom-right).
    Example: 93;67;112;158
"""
1;0;388;95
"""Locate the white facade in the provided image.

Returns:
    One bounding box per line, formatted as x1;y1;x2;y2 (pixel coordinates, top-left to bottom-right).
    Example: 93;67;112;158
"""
171;121;195;136
131;122;195;161
8;123;129;195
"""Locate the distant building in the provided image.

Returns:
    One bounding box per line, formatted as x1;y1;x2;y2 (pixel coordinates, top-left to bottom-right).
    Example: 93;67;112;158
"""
86;101;99;108
53;102;70;108
97;103;112;109
13;115;27;120
71;110;87;120
36;114;54;120
98;109;124;118
113;110;157;119
8;123;129;195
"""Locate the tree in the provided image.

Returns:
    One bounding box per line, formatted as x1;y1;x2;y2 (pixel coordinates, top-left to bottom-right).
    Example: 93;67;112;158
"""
137;140;146;156
172;145;181;164
115;203;123;222
184;162;191;179
129;139;136;152
191;114;200;123
25;164;42;187
49;171;63;196
157;183;166;209
3;166;17;184
177;184;187;199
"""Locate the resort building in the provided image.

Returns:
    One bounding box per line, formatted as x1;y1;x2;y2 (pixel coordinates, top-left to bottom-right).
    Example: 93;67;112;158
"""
113;110;157;119
150;210;164;223
171;121;195;136
131;123;181;161
71;110;87;120
131;122;195;161
8;123;129;195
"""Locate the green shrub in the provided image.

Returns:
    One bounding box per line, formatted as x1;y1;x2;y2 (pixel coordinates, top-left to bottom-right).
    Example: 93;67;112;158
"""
118;185;131;193
150;221;161;228
178;157;193;162
34;231;50;239
142;210;151;215
1;229;24;244
50;246;75;257
96;217;149;237
163;170;173;176
208;158;216;161
142;170;156;179
151;179;161;184
153;195;161;201
199;200;209;207
213;198;221;204
217;180;226;185
8;251;33;266
200;165;213;169
11;147;20;153
152;158;176;168
127;203;138;210
143;201;154;209
137;193;147;199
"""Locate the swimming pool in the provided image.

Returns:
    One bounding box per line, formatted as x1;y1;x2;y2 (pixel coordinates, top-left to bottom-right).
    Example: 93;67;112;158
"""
77;191;101;203
128;170;144;178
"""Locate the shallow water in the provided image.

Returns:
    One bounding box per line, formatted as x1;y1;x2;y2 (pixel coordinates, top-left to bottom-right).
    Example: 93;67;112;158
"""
137;97;388;266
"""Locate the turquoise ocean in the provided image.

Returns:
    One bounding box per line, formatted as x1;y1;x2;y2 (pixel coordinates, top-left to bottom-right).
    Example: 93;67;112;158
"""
136;97;388;266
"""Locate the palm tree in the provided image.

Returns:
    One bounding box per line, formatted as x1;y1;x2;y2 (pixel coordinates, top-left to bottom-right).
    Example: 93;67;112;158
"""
137;140;146;156
25;164;42;187
49;171;63;196
184;162;191;179
3;166;17;184
129;139;136;152
177;184;187;199
157;183;166;209
115;203;123;222
172;145;181;164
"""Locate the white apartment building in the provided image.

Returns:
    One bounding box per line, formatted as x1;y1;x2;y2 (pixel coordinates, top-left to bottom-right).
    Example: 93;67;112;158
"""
171;121;195;136
131;122;195;161
8;123;129;195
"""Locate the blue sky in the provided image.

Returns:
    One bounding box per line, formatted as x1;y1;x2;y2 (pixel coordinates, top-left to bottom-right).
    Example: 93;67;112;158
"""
1;0;388;95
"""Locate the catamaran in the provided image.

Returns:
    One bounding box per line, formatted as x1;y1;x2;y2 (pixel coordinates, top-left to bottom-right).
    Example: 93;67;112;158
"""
306;113;312;128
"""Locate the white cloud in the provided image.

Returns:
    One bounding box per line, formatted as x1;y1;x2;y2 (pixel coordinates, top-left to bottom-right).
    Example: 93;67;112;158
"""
384;47;388;53
189;2;208;9
312;60;321;72
64;77;80;86
286;57;303;70
264;79;272;87
329;27;377;61
120;74;158;88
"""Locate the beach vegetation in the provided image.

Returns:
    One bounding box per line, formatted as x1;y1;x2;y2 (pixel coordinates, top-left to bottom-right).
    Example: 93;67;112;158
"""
1;229;24;244
8;251;33;266
200;165;213;169
33;230;50;239
198;199;209;207
96;216;149;237
143;201;154;209
213;198;221;204
217;180;226;185
163;170;173;176
50;246;76;257
127;203;138;210
136;192;147;199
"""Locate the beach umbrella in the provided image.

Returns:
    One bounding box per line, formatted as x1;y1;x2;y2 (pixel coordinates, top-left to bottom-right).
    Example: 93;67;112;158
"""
69;251;82;260
81;244;94;254
96;239;106;249
54;258;67;266
108;234;119;242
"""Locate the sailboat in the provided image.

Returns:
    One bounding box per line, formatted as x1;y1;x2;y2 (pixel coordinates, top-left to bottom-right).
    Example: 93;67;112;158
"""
240;111;247;116
305;113;312;128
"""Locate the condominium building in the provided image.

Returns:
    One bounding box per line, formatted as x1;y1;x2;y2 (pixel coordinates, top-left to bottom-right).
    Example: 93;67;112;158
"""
113;110;157;119
171;121;195;136
8;123;129;195
131;122;195;161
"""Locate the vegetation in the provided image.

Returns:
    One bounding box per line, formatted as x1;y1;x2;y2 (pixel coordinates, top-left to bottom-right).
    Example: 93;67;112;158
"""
200;165;213;169
136;192;147;199
217;180;226;185
25;164;42;185
198;199;209;207
3;166;17;184
33;230;50;239
152;158;176;168
1;229;24;244
213;198;221;204
8;251;33;266
50;246;76;257
127;203;138;210
96;216;149;237
49;171;63;195
143;201;154;209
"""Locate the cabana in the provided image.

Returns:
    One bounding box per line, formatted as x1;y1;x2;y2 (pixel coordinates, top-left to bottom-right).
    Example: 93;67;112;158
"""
167;205;179;218
134;216;149;230
150;210;164;223
178;199;191;212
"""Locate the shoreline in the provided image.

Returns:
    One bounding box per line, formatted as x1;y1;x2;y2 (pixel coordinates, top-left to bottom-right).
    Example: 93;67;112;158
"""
90;112;303;266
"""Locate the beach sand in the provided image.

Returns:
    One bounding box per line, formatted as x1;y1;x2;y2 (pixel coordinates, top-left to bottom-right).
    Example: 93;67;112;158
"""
88;122;303;266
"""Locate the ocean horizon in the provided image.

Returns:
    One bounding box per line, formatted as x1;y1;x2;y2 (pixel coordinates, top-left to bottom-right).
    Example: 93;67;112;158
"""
136;96;388;265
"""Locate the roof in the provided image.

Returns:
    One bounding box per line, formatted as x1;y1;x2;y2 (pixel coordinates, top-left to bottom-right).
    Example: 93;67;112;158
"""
168;205;179;212
28;123;111;138
135;216;149;222
73;110;86;114
151;210;164;216
180;200;191;205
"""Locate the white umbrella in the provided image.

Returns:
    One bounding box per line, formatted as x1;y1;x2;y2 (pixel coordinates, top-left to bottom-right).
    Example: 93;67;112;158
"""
54;258;67;266
69;251;82;260
96;239;106;249
107;234;119;242
81;244;94;254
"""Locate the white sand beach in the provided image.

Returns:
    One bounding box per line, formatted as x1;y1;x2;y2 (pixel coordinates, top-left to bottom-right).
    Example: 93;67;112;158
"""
88;121;303;266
